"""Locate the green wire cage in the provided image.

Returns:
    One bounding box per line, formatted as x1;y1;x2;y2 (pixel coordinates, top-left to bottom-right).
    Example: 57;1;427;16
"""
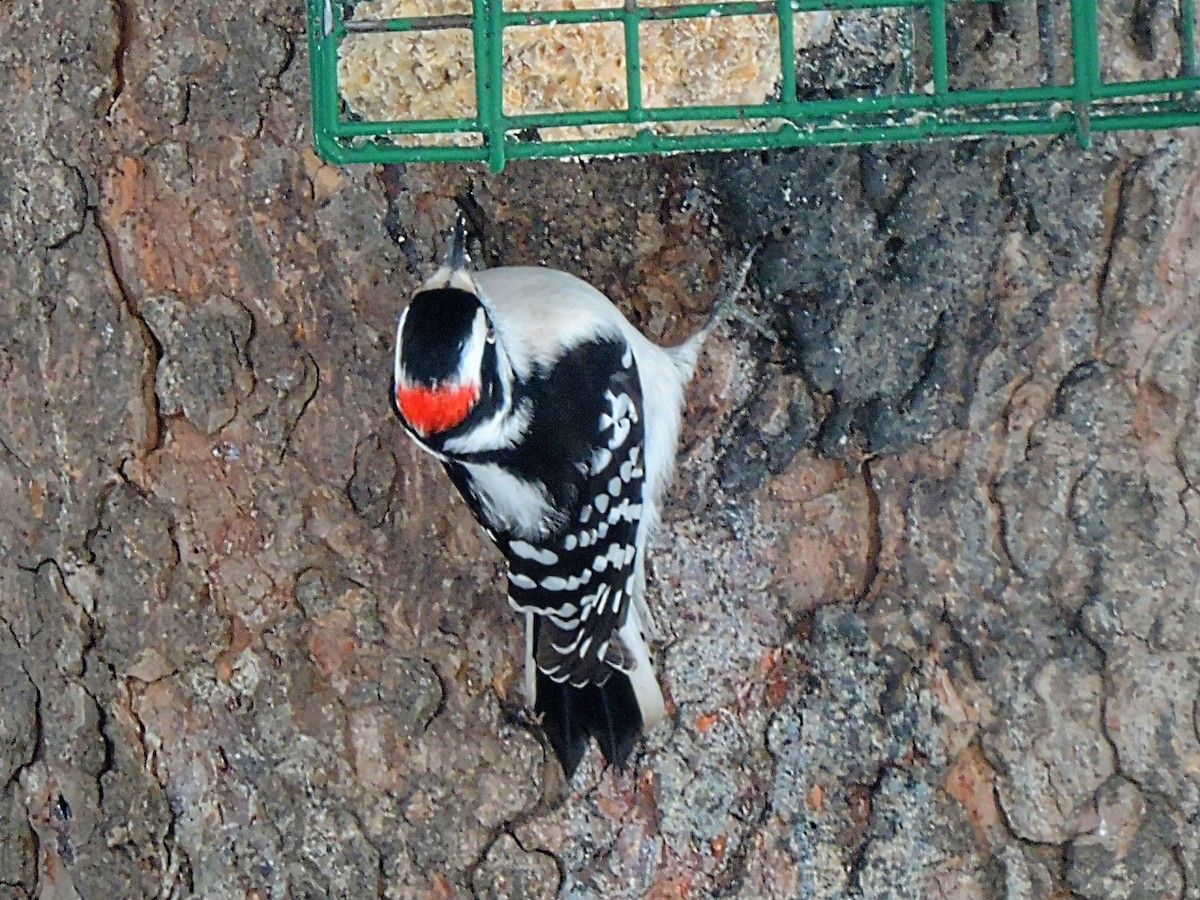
307;0;1200;171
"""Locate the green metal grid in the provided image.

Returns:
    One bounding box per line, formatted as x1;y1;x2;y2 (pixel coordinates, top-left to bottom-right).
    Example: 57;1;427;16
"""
307;0;1200;170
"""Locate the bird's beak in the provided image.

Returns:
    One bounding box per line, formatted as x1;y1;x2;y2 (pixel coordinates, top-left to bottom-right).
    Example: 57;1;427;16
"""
448;210;470;272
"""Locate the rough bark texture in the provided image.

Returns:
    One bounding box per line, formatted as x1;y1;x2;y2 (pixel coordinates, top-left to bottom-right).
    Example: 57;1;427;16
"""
1;2;1198;897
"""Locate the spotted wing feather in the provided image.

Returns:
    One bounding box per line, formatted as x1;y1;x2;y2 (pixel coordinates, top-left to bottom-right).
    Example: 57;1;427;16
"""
509;343;650;773
439;336;652;773
504;359;645;688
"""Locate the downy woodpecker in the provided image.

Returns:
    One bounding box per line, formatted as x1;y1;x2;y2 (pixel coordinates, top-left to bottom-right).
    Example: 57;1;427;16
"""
392;218;754;777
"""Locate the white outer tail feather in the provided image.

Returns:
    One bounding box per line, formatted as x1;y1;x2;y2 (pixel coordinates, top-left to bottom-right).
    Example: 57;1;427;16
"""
524;610;536;706
620;599;666;729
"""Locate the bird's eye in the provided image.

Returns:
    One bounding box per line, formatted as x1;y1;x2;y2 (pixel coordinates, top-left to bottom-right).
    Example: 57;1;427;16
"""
485;322;496;344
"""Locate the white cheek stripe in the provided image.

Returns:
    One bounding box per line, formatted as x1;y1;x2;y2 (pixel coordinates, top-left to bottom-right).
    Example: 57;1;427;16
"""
443;397;530;455
454;309;488;386
393;305;410;387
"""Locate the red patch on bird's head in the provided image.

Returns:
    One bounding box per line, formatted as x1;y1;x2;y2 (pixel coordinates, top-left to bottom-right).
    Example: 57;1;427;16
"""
395;382;479;436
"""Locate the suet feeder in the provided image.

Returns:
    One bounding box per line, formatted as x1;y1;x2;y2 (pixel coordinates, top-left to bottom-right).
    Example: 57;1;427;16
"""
307;0;1200;170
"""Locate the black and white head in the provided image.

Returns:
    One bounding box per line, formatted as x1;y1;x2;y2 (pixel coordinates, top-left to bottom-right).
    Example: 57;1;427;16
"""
393;220;506;440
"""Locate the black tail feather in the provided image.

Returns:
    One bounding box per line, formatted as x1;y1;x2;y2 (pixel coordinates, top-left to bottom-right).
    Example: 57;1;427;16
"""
579;674;642;769
535;670;645;778
534;671;587;778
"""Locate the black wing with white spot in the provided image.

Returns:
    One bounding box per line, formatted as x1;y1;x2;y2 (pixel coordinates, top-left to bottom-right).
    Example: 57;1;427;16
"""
502;341;645;689
437;335;654;773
